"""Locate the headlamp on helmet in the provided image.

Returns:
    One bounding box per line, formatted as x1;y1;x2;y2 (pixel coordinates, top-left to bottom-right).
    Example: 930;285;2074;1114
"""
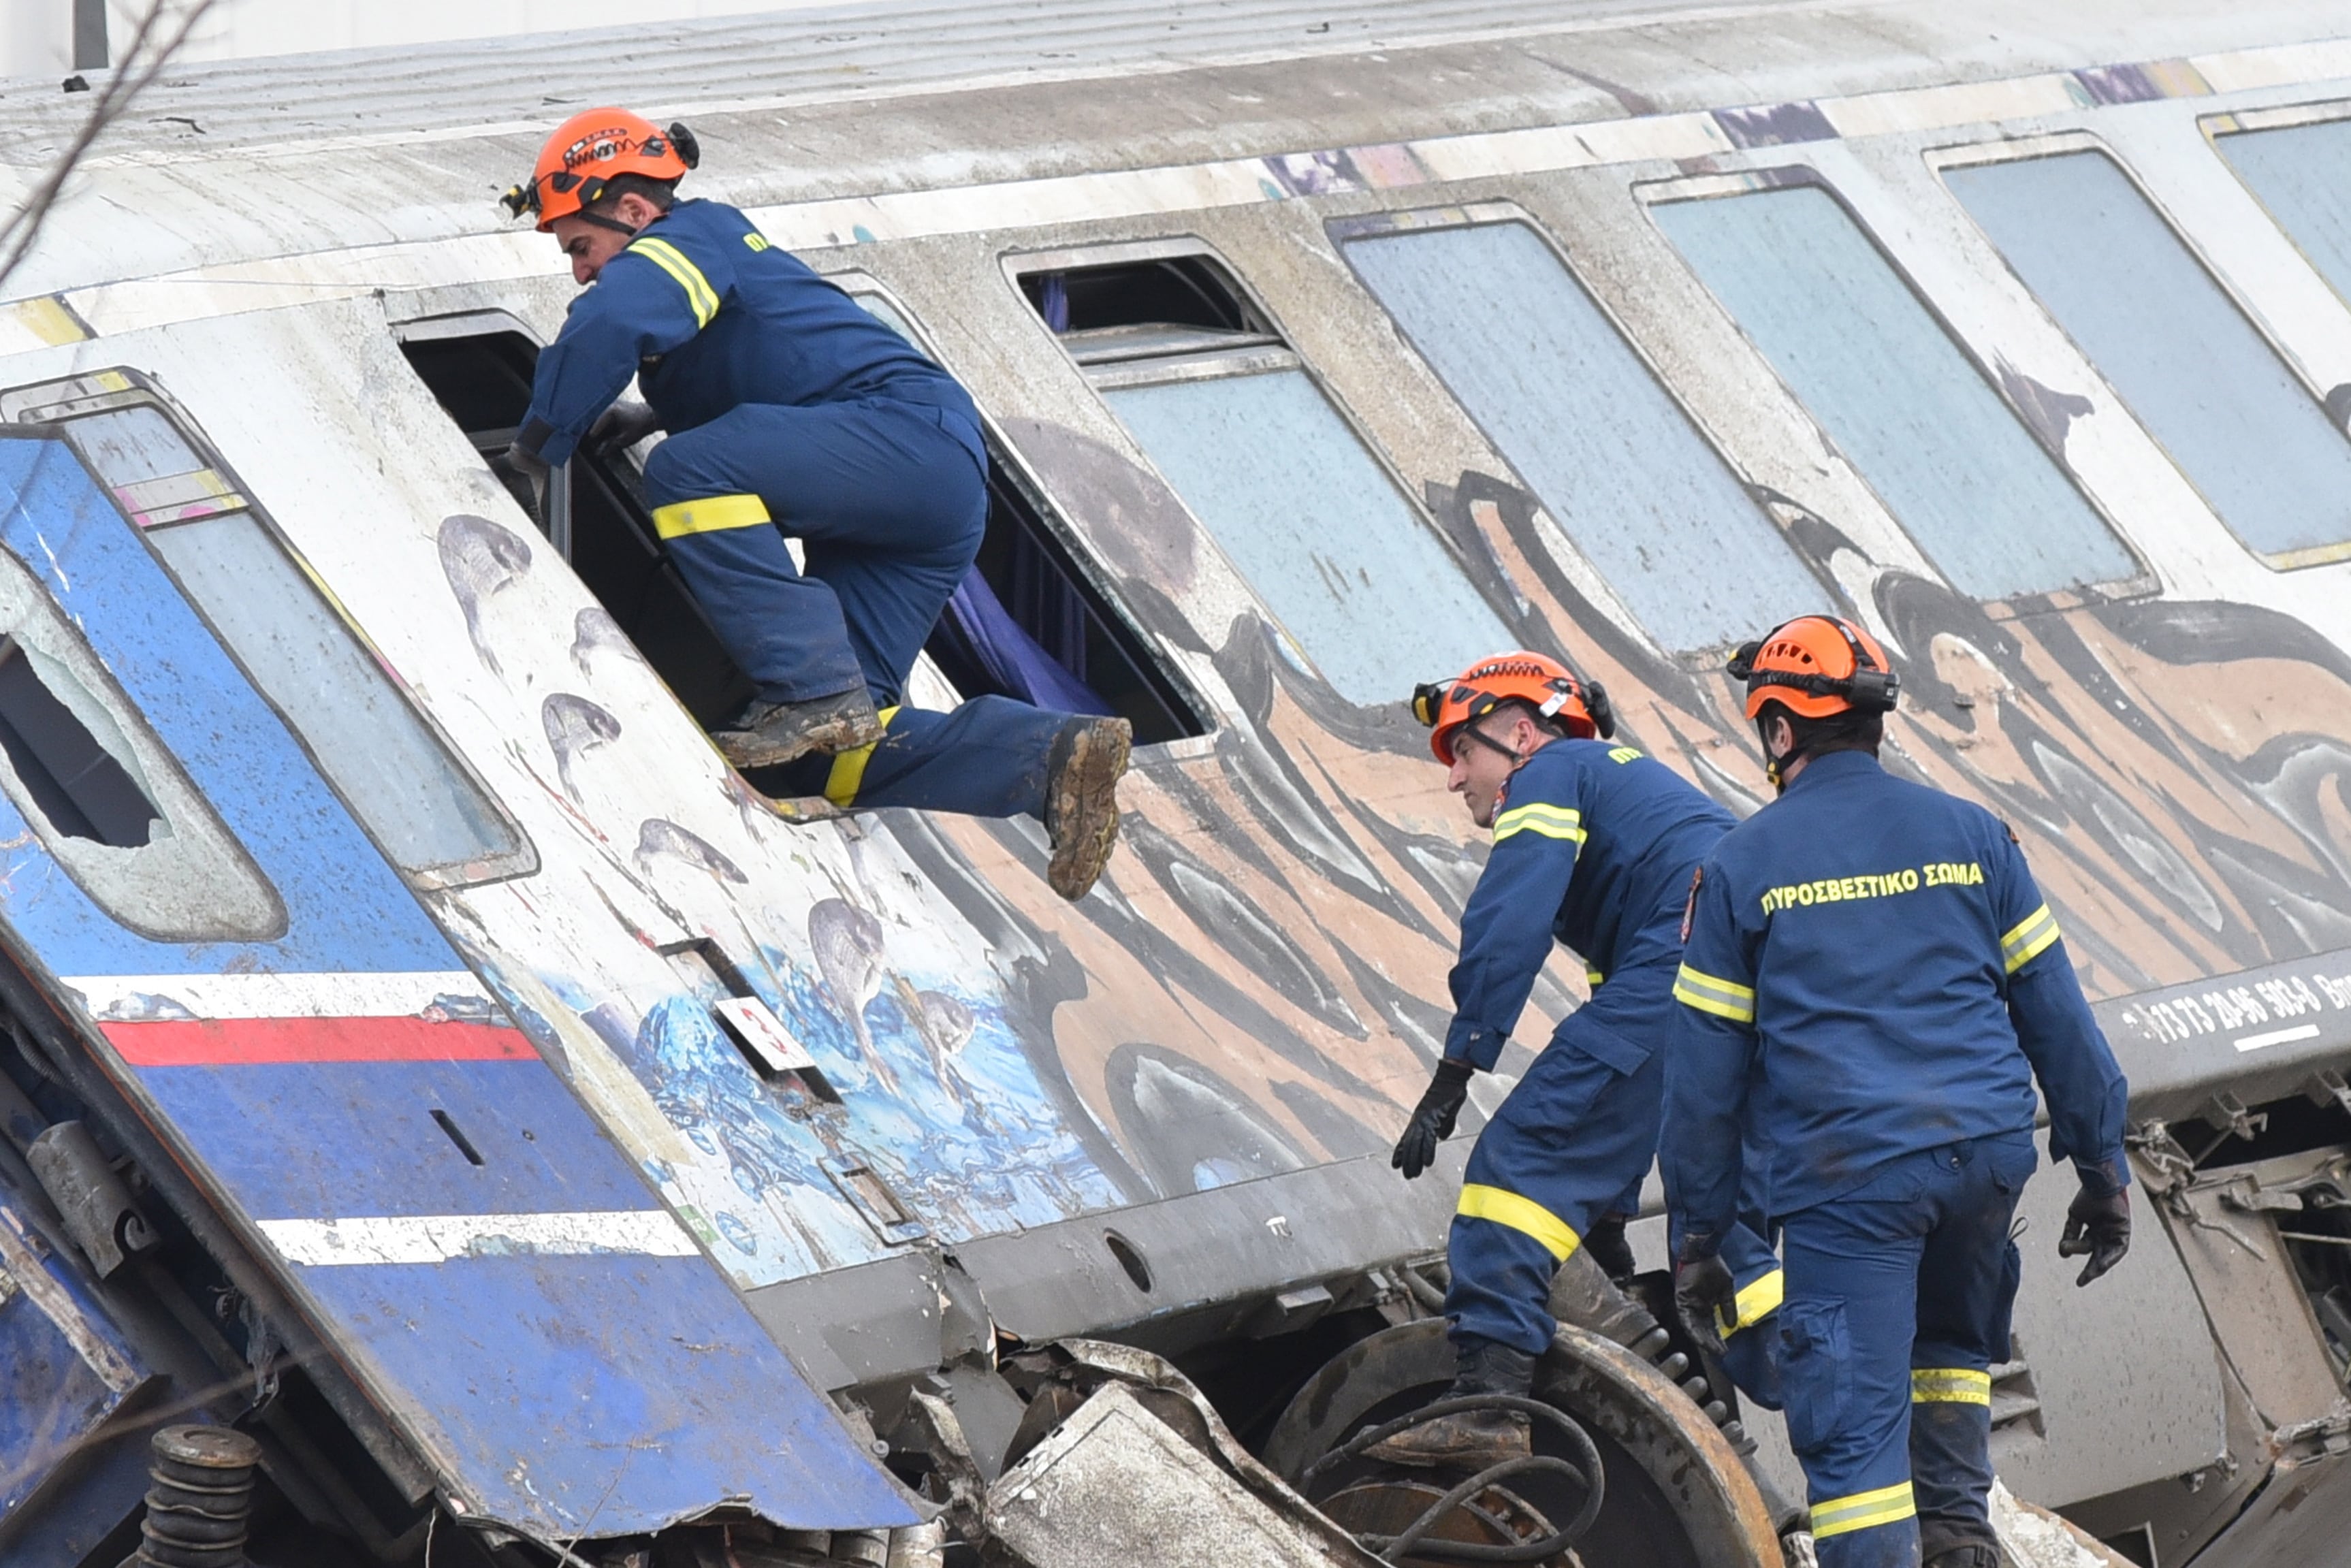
1410;652;1614;765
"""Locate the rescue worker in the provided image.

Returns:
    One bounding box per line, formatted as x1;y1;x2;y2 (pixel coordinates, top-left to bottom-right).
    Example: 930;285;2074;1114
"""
1373;652;1739;1467
1663;615;2132;1568
500;110;1125;899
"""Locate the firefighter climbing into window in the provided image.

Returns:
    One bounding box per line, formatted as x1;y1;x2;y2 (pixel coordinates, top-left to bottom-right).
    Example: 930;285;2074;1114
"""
1374;650;1753;1467
1663;615;2132;1568
500;109;1126;899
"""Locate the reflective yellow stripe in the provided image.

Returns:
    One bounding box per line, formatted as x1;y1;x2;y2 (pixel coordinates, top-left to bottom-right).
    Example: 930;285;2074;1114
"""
1586;966;1605;989
652;493;770;539
1492;801;1584;846
1456;1184;1582;1262
1718;1267;1784;1338
1911;1367;1992;1405
822;707;899;807
1810;1482;1915;1539
1673;963;1756;1024
2000;903;2060;974
628;236;720;327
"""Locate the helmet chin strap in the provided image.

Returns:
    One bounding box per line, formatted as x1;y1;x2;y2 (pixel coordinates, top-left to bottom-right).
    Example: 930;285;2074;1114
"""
1759;717;1817;795
577;210;643;237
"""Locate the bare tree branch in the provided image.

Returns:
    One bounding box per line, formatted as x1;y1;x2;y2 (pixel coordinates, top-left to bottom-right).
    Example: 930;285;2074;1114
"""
0;0;221;294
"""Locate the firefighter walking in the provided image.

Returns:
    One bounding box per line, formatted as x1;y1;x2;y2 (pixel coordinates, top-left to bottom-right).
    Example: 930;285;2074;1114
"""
1663;615;2132;1568
1375;652;1743;1466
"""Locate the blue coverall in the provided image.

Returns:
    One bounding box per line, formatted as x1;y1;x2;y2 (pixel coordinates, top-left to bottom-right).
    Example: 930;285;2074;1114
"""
1663;751;2129;1566
1439;738;1740;1357
517;197;1072;817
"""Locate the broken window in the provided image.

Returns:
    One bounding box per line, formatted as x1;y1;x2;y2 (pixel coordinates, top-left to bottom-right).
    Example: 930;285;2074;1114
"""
1651;180;2139;603
0;636;160;849
403;309;1207;745
3;374;532;888
2216;114;2351;312
0;450;283;942
854;294;1209;743
1338;213;1825;654
1951;142;2351;569
1019;248;1516;707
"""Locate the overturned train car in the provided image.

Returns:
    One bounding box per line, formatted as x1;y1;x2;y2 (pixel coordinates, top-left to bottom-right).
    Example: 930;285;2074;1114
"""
4;0;2351;1561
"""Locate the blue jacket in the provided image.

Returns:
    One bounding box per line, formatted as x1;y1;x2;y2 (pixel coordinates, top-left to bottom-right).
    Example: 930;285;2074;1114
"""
1445;739;1737;1072
516;198;982;468
1663;750;2129;1243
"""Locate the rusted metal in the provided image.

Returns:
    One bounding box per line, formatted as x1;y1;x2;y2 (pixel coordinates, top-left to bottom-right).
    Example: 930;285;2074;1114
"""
133;1425;261;1568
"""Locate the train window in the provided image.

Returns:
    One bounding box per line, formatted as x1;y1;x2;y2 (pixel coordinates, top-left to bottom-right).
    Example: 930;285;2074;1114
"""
402;310;1208;746
1338;214;1824;654
2214;116;2351;311
852;293;1209;743
1947;148;2351;569
0;452;284;942
1017;249;1515;707
1652;182;2139;603
1;374;534;889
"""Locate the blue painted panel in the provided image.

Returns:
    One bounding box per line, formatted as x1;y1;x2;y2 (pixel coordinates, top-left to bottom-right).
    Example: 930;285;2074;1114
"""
0;438;448;977
0;432;914;1533
298;1253;918;1533
136;1061;658;1220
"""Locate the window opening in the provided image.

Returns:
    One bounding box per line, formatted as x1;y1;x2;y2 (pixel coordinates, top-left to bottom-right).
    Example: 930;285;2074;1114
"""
852;293;1209;744
1947;146;2351;569
1339;214;1825;654
1017;249;1516;707
398;326;757;729
0;635;160;848
3;373;532;888
0;443;284;942
1650;180;2139;604
2215;114;2351;315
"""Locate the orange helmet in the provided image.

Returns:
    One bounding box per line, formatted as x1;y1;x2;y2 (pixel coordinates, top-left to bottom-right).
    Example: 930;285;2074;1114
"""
502;108;699;231
1411;652;1614;765
1727;615;1899;720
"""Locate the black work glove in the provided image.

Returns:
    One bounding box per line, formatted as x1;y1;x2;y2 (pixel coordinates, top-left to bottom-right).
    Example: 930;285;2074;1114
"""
590;400;663;451
1672;1237;1736;1348
2059;1180;2130;1287
496;443;549;524
1391;1057;1475;1180
1584;1213;1637;1283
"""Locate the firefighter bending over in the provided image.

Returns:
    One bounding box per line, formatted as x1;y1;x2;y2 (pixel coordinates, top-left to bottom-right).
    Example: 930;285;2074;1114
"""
1375;652;1743;1467
500;110;1126;899
1663;615;2131;1568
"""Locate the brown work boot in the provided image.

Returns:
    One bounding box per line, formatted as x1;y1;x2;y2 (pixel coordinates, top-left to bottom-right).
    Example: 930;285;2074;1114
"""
1044;716;1130;901
712;688;884;770
1363;1338;1537;1470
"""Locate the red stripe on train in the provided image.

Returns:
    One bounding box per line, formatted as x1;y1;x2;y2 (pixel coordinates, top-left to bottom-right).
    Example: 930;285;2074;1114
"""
102;1017;538;1066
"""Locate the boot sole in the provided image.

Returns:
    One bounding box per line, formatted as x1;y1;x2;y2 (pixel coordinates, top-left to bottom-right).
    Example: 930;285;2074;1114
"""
1048;719;1131;901
714;706;886;771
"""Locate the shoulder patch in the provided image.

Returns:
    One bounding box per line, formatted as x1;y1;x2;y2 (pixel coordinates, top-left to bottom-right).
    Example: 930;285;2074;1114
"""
1681;865;1703;944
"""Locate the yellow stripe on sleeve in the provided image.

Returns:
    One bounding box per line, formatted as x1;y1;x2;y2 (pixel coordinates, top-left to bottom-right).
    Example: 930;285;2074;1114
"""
628;236;721;327
652;493;771;539
1810;1482;1915;1539
1673;963;1756;1024
1910;1367;1992;1405
1456;1184;1582;1262
1492;801;1584;845
2000;903;2061;974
